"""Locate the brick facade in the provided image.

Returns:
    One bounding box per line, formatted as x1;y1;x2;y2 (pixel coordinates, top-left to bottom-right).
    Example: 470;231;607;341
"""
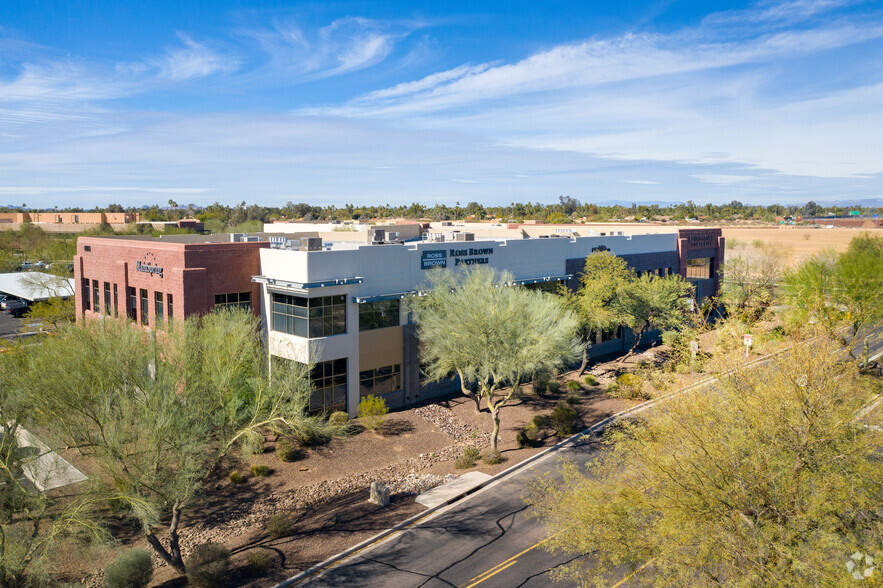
75;237;267;329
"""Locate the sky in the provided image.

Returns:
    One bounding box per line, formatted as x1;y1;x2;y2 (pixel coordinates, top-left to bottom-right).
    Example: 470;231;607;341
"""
1;0;882;208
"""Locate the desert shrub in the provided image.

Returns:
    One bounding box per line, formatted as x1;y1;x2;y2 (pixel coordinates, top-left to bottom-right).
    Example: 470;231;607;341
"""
250;464;271;477
532;370;551;394
186;543;230;588
229;470;245;484
266;513;294;539
583;374;598;386
483;450;504;464
245;549;274;573
551;403;578;436
275;437;299;462
566;394;580;405
547;381;560;394
105;548;153;588
328;411;350;427
752;239;764;248
609;373;650;400
358;395;389;431
531;414;548;429
566;380;581;392
803;232;812;240
516;422;541;448
455;446;481;469
242;431;265;456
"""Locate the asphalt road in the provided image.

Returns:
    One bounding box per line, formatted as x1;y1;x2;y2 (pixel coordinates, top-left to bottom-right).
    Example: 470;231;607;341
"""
297;330;883;588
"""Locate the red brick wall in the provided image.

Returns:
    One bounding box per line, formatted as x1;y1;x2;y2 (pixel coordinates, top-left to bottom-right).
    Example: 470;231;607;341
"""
75;237;267;328
677;228;725;297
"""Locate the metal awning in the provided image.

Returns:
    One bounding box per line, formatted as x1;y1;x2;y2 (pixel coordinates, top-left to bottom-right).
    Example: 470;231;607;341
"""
0;272;75;301
352;291;416;304
252;276;363;290
510;274;572;285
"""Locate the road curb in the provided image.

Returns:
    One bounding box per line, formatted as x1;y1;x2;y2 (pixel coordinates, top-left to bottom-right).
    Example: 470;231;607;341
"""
272;339;858;587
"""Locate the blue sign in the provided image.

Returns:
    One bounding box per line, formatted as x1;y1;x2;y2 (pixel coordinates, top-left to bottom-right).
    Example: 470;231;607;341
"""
421;250;447;269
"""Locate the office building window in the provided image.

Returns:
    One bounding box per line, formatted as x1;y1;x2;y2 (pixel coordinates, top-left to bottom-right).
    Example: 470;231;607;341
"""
112;284;118;317
82;279;90;311
359;299;400;331
309;358;347;412
597;326;623;343
214;291;251;311
103;282;111;315
167;293;173;325
154;291;164;329
360;364;402;397
140;288;148;326
92;280;99;311
127;287;137;322
271;293;346;338
686;257;714;280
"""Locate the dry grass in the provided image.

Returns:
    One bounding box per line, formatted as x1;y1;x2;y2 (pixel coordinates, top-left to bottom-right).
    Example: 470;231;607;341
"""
720;227;859;266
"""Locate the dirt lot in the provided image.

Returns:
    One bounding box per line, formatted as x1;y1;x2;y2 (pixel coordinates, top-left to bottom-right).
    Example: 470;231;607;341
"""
719;226;864;265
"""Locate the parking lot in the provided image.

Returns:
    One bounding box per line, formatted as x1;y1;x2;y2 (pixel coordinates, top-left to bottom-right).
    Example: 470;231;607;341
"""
0;311;28;337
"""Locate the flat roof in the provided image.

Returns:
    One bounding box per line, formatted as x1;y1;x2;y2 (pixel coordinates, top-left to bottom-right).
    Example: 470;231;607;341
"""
0;272;75;301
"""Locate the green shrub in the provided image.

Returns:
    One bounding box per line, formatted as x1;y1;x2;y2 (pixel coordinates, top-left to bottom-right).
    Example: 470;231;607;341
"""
245;549;274;574
551;403;578;436
229;470;245;484
242;432;265;456
532;370;551;394
547;381;560;394
105;548;153;588
566;394;580;405
566;380;581;392
483;450;504;464
358;395;389;431
752;239;764;248
583;374;598;386
275;437;299;462
266;513;294;539
531;414;548;429
329;411;350;427
455;446;481;469
610;373;649;400
186;543;230;588
250;464;271;477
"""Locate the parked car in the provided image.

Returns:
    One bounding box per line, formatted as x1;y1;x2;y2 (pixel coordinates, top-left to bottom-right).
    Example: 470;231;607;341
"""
18;261;33;271
0;296;20;310
5;300;29;317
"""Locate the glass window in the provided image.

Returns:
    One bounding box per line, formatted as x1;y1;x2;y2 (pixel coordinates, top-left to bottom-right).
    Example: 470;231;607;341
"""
359;364;402;398
167;293;173;325
271;293;346;338
140;288;148;326
686;257;713;280
359;299;400;331
103;282;111;315
214;291;251;311
92;280;99;311
309;358;348;412
127;287;137;322
113;284;118;317
154;291;164;329
82;279;91;311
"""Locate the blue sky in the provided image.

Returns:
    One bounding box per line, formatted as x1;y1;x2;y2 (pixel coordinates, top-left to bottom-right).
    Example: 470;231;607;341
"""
1;0;882;208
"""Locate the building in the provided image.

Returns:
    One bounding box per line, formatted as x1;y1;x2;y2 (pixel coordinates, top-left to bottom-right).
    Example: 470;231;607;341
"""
0;211;141;233
75;227;724;415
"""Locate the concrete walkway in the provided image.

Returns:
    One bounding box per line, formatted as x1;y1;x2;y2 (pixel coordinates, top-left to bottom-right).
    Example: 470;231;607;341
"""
416;471;491;508
14;426;88;491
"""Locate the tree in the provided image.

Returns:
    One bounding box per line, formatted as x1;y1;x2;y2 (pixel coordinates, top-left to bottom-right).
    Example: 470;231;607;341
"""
720;244;787;324
409;268;579;452
562;252;634;375
785;233;883;340
1;309;341;576
527;335;882;587
618;272;693;359
24;297;74;327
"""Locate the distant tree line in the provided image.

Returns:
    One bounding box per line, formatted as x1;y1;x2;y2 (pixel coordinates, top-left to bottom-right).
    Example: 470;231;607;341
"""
2;197;879;227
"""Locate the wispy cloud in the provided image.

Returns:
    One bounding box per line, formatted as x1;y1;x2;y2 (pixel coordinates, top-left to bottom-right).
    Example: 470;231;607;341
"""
152;35;239;81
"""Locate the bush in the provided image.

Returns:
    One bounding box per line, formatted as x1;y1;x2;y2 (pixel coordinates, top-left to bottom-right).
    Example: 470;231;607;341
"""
532;370;551;394
266;513;294;539
551;403;578;436
229;470;245;484
516;422;541;449
329;411;350;427
275;437;299;462
610;373;649;400
105;548;153;588
547;381;560;394
566;380;581;392
531;414;548;429
250;464;271;477
483;450;504;464
455;446;481;469
358;395;389;431
583;374;598;386
566;394;580;405
245;549;274;574
186;543;230;588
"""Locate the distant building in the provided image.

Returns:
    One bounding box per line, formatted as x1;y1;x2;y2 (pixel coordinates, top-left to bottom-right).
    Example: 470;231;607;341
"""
0;211;141;232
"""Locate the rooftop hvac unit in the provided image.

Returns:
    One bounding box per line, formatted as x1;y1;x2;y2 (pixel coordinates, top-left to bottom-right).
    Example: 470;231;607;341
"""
297;237;323;251
387;231;399;241
454;232;474;242
228;233;244;242
371;229;385;243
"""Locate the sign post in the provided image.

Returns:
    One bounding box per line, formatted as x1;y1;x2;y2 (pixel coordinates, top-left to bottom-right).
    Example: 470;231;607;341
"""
743;334;753;357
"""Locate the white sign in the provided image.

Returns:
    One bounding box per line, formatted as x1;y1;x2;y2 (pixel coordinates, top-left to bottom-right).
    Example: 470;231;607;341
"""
743;334;752;356
690;340;699;353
